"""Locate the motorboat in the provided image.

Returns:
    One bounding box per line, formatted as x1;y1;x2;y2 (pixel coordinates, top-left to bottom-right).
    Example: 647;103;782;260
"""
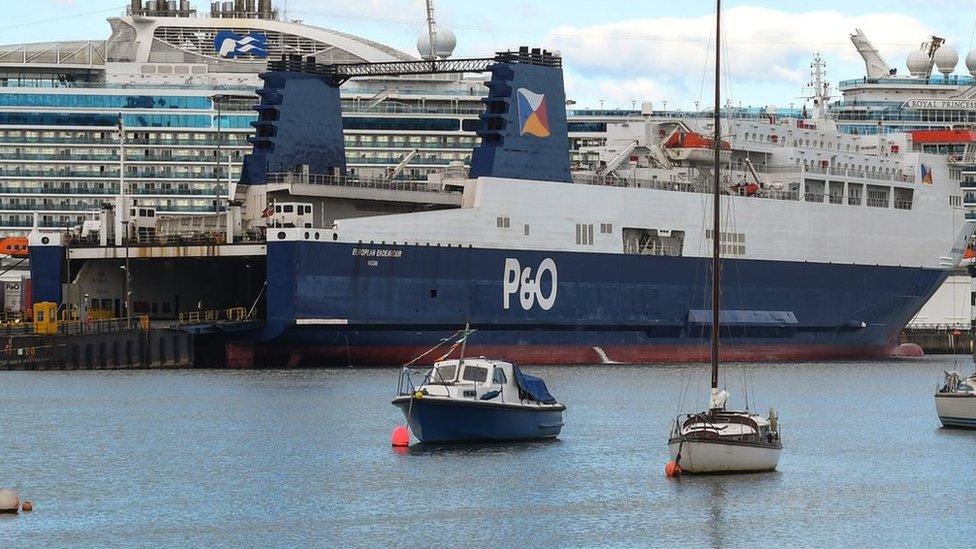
392;357;565;443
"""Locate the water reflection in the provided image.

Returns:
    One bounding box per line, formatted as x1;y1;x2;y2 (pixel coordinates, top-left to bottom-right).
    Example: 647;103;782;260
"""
399;438;563;457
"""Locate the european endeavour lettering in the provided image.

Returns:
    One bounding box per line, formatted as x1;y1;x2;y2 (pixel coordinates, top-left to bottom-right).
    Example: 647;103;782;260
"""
503;258;558;311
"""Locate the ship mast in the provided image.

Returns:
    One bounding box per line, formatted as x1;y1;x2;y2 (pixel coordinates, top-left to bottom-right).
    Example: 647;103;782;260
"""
711;0;721;391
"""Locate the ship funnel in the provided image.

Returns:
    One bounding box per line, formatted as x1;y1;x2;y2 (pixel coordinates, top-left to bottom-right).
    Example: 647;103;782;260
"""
130;0;143;15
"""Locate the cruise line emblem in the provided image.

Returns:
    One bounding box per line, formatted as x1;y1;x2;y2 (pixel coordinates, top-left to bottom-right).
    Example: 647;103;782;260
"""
215;31;269;59
517;88;551;138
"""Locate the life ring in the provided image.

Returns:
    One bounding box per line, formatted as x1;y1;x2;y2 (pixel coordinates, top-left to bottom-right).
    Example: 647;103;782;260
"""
3;343;11;357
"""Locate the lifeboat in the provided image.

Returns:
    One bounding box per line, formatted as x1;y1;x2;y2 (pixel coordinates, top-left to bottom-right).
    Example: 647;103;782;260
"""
663;131;731;164
0;238;28;258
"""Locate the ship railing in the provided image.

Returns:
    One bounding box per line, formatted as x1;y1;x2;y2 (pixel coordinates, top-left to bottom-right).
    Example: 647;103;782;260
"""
267;172;444;194
904;323;972;331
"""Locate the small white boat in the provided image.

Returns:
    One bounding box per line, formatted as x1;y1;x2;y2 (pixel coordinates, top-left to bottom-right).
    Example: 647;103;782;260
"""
935;370;976;428
668;389;782;474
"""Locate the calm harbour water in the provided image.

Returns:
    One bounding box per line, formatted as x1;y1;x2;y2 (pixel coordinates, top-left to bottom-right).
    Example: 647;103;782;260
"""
1;357;975;547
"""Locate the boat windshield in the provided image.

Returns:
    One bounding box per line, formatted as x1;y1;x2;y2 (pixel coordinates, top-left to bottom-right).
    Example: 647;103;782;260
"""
462;365;488;383
429;364;457;384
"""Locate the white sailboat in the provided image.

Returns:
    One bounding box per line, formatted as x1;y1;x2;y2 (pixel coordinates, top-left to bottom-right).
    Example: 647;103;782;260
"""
666;0;783;475
934;330;976;428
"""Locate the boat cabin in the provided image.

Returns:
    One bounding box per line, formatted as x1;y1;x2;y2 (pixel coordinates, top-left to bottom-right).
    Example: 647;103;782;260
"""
419;358;555;406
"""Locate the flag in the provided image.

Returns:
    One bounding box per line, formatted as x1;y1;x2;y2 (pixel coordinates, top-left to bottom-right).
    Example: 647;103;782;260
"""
920;163;934;185
260;205;274;218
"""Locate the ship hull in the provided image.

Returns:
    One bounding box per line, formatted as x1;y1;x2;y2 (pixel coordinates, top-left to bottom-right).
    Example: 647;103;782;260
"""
392;396;565;442
935;395;976;428
248;241;949;367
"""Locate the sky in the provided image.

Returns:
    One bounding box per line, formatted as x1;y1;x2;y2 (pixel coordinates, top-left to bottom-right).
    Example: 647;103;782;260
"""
7;0;976;110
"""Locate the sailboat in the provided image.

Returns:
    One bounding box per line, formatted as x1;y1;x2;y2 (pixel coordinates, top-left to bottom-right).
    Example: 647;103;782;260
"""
934;326;976;428
666;0;783;475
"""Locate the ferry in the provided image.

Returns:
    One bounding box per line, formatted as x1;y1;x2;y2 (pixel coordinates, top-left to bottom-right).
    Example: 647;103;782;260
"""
231;47;975;366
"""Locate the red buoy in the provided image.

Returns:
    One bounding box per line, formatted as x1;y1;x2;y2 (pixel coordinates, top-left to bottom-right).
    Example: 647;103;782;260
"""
665;461;682;478
391;425;410;447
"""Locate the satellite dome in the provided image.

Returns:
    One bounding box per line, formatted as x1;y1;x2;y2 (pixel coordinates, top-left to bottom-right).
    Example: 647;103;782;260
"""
967;49;976;76
907;49;930;77
934;44;959;75
417;27;457;60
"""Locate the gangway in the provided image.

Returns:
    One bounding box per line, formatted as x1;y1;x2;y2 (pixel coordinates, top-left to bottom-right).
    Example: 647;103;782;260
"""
269;47;561;84
744;158;764;188
598;140;638;177
387;149;419;180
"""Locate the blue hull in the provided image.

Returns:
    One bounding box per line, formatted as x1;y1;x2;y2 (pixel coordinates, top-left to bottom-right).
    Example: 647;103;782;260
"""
242;241;949;366
393;397;565;442
938;416;976;428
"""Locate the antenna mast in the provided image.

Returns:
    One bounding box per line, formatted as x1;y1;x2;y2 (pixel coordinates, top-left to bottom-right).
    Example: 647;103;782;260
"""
423;0;438;61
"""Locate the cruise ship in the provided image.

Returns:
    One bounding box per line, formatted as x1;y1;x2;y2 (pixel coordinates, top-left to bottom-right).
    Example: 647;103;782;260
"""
0;0;630;235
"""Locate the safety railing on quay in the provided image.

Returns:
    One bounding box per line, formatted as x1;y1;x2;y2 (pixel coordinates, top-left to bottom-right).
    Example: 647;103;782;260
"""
65;230;266;248
177;307;251;326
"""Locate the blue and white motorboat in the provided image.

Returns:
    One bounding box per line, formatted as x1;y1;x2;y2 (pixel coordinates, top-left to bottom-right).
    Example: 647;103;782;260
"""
392;358;565;443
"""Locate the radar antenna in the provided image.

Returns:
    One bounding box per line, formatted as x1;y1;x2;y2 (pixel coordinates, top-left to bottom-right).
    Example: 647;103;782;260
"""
422;0;439;61
850;28;893;79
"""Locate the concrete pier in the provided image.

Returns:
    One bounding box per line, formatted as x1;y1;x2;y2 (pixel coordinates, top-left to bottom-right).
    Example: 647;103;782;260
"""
900;326;973;355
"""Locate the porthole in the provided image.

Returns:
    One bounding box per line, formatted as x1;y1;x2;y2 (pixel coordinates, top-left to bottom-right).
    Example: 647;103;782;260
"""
332;233;338;241
41;237;50;244
277;231;286;240
304;231;310;239
314;232;320;240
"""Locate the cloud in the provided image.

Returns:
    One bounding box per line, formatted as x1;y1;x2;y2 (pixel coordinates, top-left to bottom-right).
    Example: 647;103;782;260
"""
547;6;933;106
285;0;425;25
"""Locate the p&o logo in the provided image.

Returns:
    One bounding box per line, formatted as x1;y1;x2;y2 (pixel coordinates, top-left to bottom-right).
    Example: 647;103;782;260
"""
215;31;269;59
503;258;558;311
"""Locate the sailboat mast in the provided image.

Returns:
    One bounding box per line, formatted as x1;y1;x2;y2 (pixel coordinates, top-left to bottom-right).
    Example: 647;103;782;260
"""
710;0;722;390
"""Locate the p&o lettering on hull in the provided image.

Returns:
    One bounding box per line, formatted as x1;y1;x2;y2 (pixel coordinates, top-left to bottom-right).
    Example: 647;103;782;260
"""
503;258;558;311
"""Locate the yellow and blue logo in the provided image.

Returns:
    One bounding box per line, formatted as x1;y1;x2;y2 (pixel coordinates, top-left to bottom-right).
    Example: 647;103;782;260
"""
921;163;934;185
517;88;551;138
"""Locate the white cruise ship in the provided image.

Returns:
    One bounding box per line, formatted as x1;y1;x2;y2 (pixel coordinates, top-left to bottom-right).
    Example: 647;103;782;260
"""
0;0;631;235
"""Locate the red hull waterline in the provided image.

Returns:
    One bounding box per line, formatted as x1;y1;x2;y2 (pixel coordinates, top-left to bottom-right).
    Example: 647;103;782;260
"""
226;343;898;368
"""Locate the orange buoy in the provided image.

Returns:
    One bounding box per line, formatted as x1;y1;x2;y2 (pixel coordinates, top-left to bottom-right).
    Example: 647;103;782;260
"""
665;461;682;478
21;501;32;512
390;425;410;447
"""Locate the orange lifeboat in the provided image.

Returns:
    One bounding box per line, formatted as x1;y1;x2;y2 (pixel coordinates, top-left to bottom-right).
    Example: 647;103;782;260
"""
663;131;732;164
0;238;28;258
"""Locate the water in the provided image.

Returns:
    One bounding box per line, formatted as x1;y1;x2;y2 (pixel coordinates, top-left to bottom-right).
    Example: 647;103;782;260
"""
1;357;974;547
